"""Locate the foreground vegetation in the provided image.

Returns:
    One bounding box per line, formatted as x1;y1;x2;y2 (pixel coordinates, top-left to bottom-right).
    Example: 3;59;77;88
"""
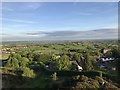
1;40;120;89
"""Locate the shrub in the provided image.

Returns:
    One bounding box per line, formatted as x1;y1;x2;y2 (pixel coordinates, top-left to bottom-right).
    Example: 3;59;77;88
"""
56;55;72;71
73;75;80;81
80;75;88;82
104;82;118;89
52;72;58;81
20;57;29;68
22;67;35;78
76;82;87;88
95;76;104;84
89;79;99;88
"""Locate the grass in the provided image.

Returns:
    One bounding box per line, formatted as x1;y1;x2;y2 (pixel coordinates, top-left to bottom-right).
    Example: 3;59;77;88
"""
1;54;10;60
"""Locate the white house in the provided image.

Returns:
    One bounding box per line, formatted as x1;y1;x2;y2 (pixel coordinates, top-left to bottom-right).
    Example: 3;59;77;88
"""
71;61;83;71
100;57;114;62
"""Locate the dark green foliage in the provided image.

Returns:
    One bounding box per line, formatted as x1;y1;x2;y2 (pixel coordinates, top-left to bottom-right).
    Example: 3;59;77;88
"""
111;48;120;78
10;57;19;69
72;75;100;89
112;48;120;58
11;53;21;60
95;50;101;56
27;52;34;61
33;53;51;63
83;53;93;71
20;57;29;68
73;53;80;62
6;54;21;69
117;58;120;74
6;53;30;69
56;55;72;71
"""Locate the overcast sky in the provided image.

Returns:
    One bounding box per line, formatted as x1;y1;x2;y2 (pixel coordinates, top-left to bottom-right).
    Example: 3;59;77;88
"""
2;2;118;41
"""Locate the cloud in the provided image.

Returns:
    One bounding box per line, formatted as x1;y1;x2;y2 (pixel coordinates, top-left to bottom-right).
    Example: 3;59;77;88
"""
2;33;43;41
23;2;42;10
24;28;118;40
2;18;38;24
26;31;80;36
0;33;7;35
2;2;42;12
1;7;14;11
3;28;118;41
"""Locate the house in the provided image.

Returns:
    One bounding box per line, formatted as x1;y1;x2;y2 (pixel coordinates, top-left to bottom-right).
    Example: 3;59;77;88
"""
100;57;114;62
77;65;83;71
71;61;83;71
96;56;116;71
56;55;60;59
101;48;111;54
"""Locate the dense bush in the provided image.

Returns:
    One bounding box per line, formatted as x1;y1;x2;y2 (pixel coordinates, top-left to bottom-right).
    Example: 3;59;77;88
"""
22;67;35;78
71;75;119;90
52;72;58;81
89;80;99;88
20;57;29;68
80;75;89;82
6;57;19;69
95;76;104;84
104;82;118;89
56;55;72;71
83;53;93;71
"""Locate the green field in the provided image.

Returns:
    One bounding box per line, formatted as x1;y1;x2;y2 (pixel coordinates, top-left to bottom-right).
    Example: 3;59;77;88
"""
1;54;10;60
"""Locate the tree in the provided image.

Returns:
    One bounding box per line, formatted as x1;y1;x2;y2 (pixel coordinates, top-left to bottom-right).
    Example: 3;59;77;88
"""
112;48;120;58
73;53;80;63
27;52;34;61
83;53;93;71
6;54;19;69
56;55;72;71
50;54;57;61
33;53;51;63
20;57;29;68
13;53;21;60
95;50;101;56
11;58;19;69
19;49;30;57
33;53;41;61
112;48;120;77
22;67;35;78
80;75;88;82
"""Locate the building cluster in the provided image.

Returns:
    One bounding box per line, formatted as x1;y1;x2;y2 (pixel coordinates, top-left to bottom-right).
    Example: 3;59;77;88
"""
1;48;15;54
96;56;116;71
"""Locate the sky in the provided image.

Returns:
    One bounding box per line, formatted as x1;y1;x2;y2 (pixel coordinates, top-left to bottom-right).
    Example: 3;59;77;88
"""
1;2;118;41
